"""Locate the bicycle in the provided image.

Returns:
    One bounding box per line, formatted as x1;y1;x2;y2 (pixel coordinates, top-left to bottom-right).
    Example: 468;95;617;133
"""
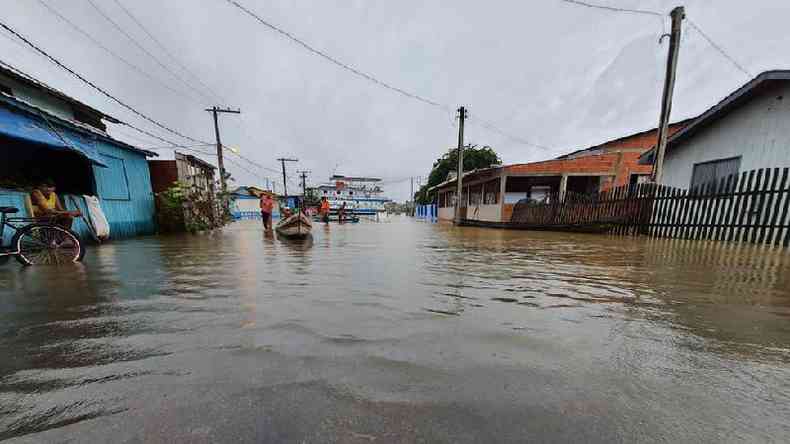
0;206;85;266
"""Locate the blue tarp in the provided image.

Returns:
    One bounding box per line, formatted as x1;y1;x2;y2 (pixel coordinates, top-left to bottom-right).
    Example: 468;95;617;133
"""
0;105;108;167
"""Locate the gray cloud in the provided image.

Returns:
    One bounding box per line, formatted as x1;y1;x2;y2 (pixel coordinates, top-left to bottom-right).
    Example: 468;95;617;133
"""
2;0;787;200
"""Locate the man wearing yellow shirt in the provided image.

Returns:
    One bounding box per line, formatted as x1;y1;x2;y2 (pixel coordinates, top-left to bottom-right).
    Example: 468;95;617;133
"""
30;180;80;229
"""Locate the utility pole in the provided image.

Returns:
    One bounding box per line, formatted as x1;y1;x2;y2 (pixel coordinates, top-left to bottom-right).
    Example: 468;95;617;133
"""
205;106;241;200
652;6;685;184
297;170;310;197
454;106;467;225
277;157;298;201
410;176;414;216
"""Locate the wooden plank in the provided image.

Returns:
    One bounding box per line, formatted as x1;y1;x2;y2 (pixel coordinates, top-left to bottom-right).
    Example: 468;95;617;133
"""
660;186;674;238
636;183;651;236
683;184;700;240
733;170;755;243
648;184;661;238
705;177;725;241
695;181;712;240
675;186;692;239
759;168;781;245
771;168;790;246
727;171;749;242
700;180;717;240
744;169;764;244
755;168;777;245
623;185;633;235
667;187;681;239
617;185;627;235
655;184;669;238
716;174;736;242
631;183;649;236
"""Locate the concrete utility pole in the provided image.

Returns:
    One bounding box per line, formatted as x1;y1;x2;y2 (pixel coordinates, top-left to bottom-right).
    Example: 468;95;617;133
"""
454;106;467;225
277;157;298;200
205;106;241;198
652;6;685;184
410;176;414;216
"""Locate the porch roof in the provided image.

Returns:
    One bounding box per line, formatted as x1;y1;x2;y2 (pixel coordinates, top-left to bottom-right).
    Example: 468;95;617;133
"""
0;102;109;167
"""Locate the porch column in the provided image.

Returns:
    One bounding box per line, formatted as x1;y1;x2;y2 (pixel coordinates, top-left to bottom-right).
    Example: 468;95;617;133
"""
499;175;508;222
559;174;569;202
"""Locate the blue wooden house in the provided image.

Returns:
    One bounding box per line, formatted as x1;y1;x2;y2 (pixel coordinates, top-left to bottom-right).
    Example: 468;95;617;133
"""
0;64;157;242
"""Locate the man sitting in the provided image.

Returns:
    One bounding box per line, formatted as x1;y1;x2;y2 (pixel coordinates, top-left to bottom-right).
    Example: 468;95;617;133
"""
30;180;80;228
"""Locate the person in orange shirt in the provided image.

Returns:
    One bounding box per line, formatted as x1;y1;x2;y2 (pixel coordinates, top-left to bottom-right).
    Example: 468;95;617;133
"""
259;193;274;230
319;197;331;223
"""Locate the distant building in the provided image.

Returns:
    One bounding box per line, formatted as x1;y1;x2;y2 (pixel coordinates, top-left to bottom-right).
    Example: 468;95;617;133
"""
149;152;220;231
431;121;689;223
229;186;280;220
315;175;391;215
641;70;790;189
0;63;157;240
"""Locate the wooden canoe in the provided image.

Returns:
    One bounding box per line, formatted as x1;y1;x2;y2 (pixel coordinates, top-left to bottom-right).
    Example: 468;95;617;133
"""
275;212;313;239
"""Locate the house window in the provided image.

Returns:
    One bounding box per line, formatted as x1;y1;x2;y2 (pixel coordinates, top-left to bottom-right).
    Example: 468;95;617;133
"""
94;154;131;200
690;156;741;192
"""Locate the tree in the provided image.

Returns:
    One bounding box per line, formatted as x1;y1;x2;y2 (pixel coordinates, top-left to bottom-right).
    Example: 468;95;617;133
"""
415;145;501;204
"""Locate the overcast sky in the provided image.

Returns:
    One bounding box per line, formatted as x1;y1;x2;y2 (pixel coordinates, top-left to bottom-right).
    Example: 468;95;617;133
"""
2;0;789;200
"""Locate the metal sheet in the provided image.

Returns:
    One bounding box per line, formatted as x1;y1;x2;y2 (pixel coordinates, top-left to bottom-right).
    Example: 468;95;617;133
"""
0;105;108;167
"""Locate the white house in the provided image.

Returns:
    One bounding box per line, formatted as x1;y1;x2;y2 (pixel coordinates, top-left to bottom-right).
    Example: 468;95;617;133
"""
641;70;790;189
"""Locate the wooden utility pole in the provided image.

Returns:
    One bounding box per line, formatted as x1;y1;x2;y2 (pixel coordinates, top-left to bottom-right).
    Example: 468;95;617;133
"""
454;106;467;225
277;157;298;201
205;107;241;197
297;170;310;197
297;170;310;210
652;6;685;184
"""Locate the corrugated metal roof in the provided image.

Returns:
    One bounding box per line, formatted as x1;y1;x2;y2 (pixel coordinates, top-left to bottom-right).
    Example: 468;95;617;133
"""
0;61;120;124
0;92;156;158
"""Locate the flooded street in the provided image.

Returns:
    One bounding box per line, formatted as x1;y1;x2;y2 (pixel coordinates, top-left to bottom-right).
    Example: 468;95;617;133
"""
1;217;790;443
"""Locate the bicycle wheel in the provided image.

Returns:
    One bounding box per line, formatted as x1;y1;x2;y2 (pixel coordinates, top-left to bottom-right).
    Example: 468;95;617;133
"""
12;223;84;266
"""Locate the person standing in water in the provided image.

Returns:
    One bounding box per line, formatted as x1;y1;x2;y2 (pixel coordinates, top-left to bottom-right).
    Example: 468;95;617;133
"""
259;192;274;230
319;197;331;224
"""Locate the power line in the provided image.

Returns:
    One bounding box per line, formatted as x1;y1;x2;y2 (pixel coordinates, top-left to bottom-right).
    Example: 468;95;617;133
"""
467;113;554;151
85;0;214;104
557;0;662;17
223;0;561;151
110;0;226;103
556;0;750;79
120;121;215;156
0;19;208;146
687;18;751;79
223;0;449;111
35;0;203;106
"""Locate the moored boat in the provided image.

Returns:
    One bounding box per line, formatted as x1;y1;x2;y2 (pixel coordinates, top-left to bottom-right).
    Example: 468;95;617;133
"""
275;211;313;239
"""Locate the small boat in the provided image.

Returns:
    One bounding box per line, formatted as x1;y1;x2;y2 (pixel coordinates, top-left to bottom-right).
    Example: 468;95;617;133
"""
275;211;313;239
312;214;360;223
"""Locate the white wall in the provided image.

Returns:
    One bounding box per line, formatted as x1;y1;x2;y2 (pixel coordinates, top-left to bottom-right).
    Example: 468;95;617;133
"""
465;204;501;222
663;82;790;189
437;206;454;220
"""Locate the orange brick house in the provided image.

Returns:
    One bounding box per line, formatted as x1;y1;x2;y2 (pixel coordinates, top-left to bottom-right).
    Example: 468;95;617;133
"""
431;121;691;223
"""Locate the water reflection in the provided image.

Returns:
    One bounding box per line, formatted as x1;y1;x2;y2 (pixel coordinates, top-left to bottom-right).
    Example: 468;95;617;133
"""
1;218;789;441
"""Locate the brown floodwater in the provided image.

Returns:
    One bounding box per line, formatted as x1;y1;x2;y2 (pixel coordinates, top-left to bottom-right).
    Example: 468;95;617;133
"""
1;216;789;442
